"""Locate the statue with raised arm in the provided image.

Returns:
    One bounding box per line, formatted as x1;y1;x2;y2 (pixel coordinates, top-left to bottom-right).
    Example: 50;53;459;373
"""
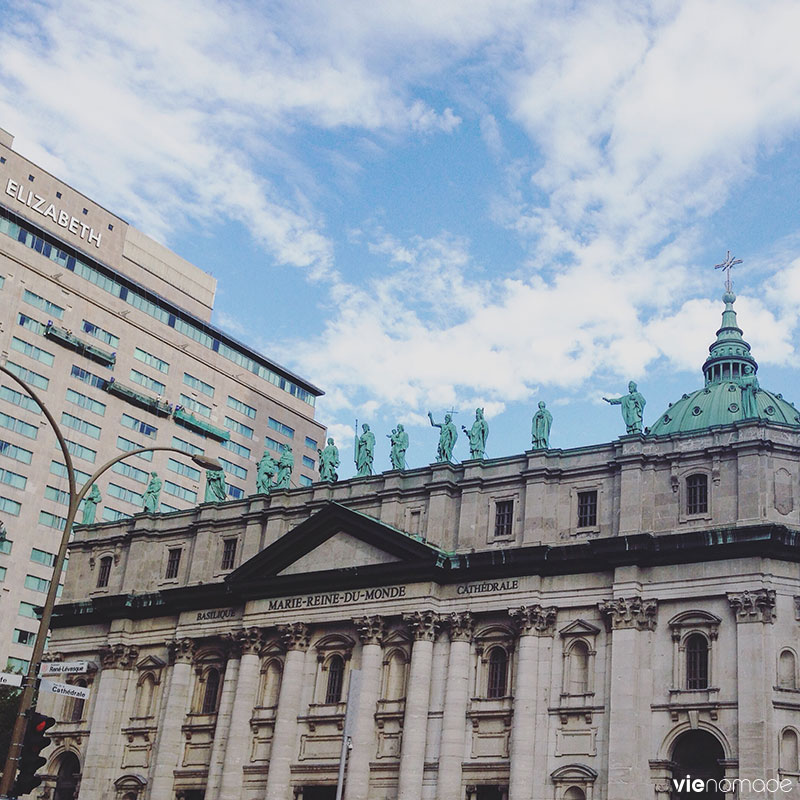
274;446;294;489
204;468;227;503
318;438;340;482
740;364;760;418
143;472;162;513
81;483;102;524
462;408;488;460
531;401;553;450
388;424;409;470
603;381;646;434
428;411;457;462
355;424;375;477
256;451;277;494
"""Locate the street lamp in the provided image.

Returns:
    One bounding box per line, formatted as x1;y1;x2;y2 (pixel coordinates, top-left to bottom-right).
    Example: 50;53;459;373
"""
0;364;222;796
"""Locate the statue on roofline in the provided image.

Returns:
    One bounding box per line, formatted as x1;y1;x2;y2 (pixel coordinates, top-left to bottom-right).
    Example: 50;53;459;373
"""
603;381;646;434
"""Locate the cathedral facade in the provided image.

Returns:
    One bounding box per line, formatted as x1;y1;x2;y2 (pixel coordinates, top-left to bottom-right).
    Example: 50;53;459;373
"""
41;295;800;799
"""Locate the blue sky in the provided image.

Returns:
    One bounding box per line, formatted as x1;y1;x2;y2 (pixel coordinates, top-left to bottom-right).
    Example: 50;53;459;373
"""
3;0;800;477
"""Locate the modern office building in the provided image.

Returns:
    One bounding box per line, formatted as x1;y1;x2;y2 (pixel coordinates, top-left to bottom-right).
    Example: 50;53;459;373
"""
0;129;326;674
39;290;800;799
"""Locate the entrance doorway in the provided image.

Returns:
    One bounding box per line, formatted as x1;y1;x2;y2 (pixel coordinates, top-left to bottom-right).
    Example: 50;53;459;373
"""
53;752;80;800
302;787;337;800
671;730;725;799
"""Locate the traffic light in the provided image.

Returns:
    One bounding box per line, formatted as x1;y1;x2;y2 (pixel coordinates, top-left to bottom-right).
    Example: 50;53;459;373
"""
10;711;55;797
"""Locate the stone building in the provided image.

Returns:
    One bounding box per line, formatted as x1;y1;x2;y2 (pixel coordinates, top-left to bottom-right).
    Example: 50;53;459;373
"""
41;292;800;799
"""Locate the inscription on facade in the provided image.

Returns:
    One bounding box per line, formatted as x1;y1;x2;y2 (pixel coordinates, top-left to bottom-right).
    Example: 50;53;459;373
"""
457;579;519;595
196;608;239;622
268;585;407;611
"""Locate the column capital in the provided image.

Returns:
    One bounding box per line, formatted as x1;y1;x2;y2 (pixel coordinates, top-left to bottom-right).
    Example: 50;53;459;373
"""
446;611;475;642
598;596;657;631
402;610;441;641
279;621;310;651
727;589;776;624
509;604;557;636
354;615;386;645
167;637;196;665
99;643;140;669
233;626;265;656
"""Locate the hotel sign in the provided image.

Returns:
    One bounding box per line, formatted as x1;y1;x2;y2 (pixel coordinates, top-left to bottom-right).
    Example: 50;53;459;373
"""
5;178;103;248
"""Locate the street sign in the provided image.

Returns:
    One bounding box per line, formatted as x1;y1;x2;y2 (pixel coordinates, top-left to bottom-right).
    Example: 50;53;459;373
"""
40;679;89;699
39;661;88;676
0;671;23;687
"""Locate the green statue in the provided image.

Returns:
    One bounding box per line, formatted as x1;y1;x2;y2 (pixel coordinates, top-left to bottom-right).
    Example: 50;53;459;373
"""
741;365;760;418
318;438;340;482
142;472;162;513
462;408;488;460
205;468;227;503
531;401;552;449
428;411;457;462
274;446;294;489
388;424;409;470
81;483;102;524
256;451;277;494
354;424;375;477
603;381;646;434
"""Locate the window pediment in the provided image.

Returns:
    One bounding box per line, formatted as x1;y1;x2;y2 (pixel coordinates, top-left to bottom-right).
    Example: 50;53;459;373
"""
559;619;601;639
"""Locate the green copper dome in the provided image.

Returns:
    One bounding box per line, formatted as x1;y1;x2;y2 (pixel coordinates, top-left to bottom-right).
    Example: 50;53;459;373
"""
648;291;800;436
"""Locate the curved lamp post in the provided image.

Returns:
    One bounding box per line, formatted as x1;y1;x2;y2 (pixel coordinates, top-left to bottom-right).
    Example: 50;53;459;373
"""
0;363;221;796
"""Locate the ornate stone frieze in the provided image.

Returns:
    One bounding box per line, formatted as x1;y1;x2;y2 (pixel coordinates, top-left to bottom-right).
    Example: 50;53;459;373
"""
509;604;557;636
167;638;196;665
598;597;657;631
727;589;776;623
354;615;385;646
100;643;140;670
402;610;441;641
447;611;475;642
279;621;310;651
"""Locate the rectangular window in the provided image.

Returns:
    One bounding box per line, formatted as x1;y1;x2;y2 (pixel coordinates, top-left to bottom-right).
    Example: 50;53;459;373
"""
65;388;106;416
221;439;250;459
0;411;38;440
130;369;166;395
160;502;179;513
97;557;112;588
179;393;211;418
0;467;26;490
82;319;119;347
121;413;157;438
116;436;153;461
163;481;197;504
30;548;56;567
686;474;709;515
171;436;204;457
11;336;55;366
0;439;33;465
268;417;295;439
494;500;514;538
133;347;169;373
227;395;256;419
264;436;285;454
61;411;101;440
218;457;247;480
24;574;50;593
0;385;41;415
102;506;130;522
12;629;35;646
305;436;318;450
7;656;30;672
111;461;149;484
577;491;598;528
107;483;144;506
22;289;64;319
0;566;5;582
0;495;22;516
299;475;313;487
302;455;315;470
165;548;182;579
221;539;237;570
224;416;254;439
0;538;11;555
19;602;40;619
70;364;107;390
50;461;91;485
227;484;244;500
183;373;214;397
44;485;70;506
6;361;48;391
64;439;97;463
17;312;46;335
39;510;66;530
167;457;201;482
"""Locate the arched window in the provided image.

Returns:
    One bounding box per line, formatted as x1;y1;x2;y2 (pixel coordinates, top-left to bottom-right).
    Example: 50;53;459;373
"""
781;729;799;773
69;679;87;722
325;655;345;704
778;650;797;690
568;641;590;695
136;673;157;717
685;633;709;690
201;668;221;714
563;789;586;800
383;650;408;701
96;555;112;588
261;659;282;707
53;752;81;800
486;647;508;699
686;474;708;515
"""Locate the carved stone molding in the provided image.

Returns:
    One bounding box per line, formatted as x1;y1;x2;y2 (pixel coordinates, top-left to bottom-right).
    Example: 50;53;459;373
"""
509;604;557;637
279;621;310;651
99;643;140;670
402;610;441;641
354;615;385;646
727;589;776;623
447;611;475;642
598;597;657;631
167;638;196;665
794;595;800;621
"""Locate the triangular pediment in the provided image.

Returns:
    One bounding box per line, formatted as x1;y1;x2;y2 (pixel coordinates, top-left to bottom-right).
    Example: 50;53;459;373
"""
559;619;601;638
277;530;403;575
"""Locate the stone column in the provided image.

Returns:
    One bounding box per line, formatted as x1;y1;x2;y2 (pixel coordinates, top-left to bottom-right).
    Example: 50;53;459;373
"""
345;616;386;800
397;611;440;800
507;605;557;800
214;628;264;800
80;644;139;798
601;597;658;800
436;612;474;800
263;623;310;800
147;638;196;800
728;589;777;797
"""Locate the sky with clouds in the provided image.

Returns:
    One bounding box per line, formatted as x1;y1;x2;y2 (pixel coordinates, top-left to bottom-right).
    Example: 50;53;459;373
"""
3;0;800;476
